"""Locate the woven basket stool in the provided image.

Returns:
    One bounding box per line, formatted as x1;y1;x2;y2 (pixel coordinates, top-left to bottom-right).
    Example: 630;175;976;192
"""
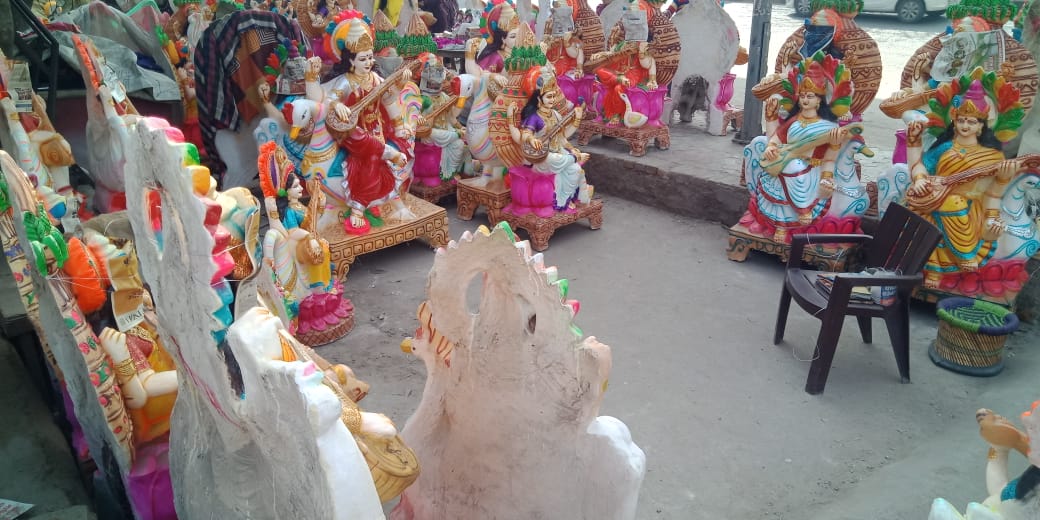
928;297;1020;377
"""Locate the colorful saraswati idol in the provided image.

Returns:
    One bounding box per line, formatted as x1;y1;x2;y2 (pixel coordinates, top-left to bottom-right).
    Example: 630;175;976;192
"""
732;52;871;255
877;67;1040;305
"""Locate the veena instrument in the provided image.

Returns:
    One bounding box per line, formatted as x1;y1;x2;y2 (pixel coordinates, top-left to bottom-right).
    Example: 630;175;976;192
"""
905;154;1040;212
520;101;584;164
326;67;411;133
760;123;868;176
415;94;460;139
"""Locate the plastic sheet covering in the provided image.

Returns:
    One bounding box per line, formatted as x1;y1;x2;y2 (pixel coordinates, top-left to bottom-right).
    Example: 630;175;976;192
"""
52;0;180;101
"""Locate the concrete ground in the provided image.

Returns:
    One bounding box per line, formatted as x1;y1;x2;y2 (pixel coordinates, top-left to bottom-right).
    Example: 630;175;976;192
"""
0;339;94;519
338;195;1037;520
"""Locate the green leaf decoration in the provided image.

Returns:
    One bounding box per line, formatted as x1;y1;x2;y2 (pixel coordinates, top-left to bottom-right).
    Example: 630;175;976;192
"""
494;221;517;242
0;174;9;213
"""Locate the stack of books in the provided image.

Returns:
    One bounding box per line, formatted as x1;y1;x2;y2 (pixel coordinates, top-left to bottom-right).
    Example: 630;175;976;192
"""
816;274;874;302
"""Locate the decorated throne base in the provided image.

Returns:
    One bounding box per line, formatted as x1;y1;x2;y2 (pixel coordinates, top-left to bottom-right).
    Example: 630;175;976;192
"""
321;193;449;280
409;180;458;205
501;199;604;252
456;176;513;224
726;213;865;272
498;165;602;251
576;86;671;157
576;120;670;157
409;142;459;204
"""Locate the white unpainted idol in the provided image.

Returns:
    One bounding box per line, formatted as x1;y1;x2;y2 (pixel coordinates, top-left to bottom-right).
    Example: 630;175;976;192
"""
391;225;646;520
122;123;384;520
670;0;740;135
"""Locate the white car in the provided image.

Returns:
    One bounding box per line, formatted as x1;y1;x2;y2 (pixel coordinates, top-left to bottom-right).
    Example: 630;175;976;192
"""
790;0;949;23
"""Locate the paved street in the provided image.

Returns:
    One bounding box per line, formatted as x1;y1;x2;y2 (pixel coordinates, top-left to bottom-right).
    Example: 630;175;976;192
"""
341;197;1037;520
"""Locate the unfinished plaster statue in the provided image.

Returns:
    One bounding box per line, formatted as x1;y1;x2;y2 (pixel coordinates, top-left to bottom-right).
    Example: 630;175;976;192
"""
391;223;645;520
669;0;741;135
0;151;136;504
122;121;398;518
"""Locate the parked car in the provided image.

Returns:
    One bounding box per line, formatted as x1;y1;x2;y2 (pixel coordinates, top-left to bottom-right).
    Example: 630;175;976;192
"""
789;0;948;23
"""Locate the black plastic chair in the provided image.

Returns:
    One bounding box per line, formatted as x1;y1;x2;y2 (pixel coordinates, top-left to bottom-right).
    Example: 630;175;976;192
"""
773;203;943;395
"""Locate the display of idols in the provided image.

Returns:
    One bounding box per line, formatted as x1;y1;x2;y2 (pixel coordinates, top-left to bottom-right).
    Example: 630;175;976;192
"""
576;0;677;157
258;141;355;346
877;67;1040;306
120;122;414;518
728;52;872;268
391;223;644;520
929;404;1040;519
411;58;468;203
772;0;882;119
543;0;605;115
488;23;603;251
254;16;449;279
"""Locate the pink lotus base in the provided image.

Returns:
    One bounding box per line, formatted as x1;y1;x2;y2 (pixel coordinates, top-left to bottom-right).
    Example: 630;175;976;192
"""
932;259;1030;299
413;142;445;186
738;199;863;243
502;165;576;218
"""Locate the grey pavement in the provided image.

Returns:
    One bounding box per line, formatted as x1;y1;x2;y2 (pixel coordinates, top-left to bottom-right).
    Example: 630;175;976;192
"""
342;195;1037;520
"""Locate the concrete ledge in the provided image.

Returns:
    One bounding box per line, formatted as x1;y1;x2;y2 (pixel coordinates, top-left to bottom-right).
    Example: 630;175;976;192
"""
584;123;749;225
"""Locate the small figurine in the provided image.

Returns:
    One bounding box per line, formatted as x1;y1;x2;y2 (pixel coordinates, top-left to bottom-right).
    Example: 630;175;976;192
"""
505;66;590;214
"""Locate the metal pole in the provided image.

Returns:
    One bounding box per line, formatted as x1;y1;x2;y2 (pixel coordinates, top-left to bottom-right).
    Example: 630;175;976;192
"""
733;0;771;145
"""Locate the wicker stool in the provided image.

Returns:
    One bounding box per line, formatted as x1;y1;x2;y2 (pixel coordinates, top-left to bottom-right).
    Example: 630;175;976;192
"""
928;297;1019;377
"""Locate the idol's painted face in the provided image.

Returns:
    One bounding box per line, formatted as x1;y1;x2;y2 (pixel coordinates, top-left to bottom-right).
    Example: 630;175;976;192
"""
504;28;519;50
288;176;304;200
955;116;983;139
798;91;820;111
351;50;375;74
540;88;560;109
